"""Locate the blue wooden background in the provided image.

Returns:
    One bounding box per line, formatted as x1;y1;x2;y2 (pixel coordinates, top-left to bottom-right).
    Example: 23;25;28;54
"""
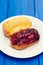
0;0;43;65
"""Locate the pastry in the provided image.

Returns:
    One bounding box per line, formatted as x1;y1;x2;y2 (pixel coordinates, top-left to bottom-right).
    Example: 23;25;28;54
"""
3;16;40;50
10;28;40;50
3;17;32;37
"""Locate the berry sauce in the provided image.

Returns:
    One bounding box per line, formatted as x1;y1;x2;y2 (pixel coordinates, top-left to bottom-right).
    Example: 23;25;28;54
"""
10;28;40;45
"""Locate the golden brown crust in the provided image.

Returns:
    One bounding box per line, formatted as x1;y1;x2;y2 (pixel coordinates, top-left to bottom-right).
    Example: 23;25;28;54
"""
3;16;34;50
3;27;10;37
3;17;32;38
11;42;35;50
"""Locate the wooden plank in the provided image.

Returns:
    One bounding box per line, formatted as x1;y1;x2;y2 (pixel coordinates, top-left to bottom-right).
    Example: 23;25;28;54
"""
8;0;34;17
0;0;8;65
0;0;8;22
35;0;43;65
34;0;43;21
5;0;38;65
0;51;6;65
0;51;4;65
5;55;39;65
38;53;43;65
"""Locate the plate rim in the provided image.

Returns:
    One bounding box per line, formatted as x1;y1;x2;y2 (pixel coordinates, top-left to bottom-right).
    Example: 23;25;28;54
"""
0;15;43;58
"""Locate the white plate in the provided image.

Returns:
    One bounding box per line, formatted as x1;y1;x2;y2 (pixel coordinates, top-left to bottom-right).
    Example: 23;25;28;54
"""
0;15;43;58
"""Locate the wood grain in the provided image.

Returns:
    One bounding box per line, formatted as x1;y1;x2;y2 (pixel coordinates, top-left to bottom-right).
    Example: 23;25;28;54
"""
34;0;43;65
0;0;8;65
0;0;43;65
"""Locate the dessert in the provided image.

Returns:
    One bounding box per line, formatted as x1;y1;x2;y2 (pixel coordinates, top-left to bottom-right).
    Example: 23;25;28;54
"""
3;17;32;37
10;28;40;50
3;16;40;50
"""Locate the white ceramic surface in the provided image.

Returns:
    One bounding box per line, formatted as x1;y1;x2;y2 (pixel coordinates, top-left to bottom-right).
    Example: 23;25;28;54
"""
0;15;43;58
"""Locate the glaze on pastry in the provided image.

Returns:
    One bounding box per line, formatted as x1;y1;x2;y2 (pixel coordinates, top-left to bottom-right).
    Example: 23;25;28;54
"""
10;28;40;50
3;16;40;50
3;17;32;37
